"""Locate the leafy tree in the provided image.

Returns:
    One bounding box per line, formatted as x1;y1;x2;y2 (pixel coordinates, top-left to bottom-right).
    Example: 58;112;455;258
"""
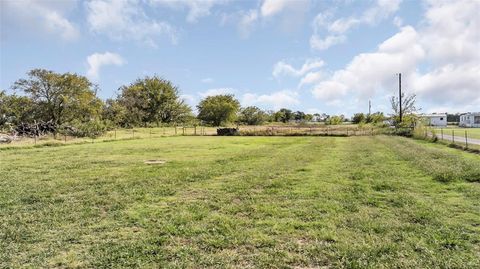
352;113;366;124
390;93;419;126
325;115;345;125
12;69;103;127
238;106;267;125
0;90;36;129
102;98;128;127
304;114;314;122
293;111;306;121
197;94;240;126
366;112;385;125
118;76;191;126
274;108;293;123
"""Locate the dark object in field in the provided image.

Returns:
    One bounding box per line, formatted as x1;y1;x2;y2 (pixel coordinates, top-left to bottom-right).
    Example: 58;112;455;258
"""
217;128;239;136
0;135;12;144
15;120;57;136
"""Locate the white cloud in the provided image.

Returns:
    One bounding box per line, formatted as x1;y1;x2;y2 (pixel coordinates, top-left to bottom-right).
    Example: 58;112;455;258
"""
311;26;423;102
149;0;227;23
327;17;360;34
299;71;323;88
86;0;177;46
310;34;346;50
310;0;402;50
308;0;480;112
238;9;259;38
1;0;79;41
201;78;214;83
228;0;309;37
273;58;324;78
86;52;125;81
261;0;290;17
393;16;403;27
242;90;299;110
199;88;235;97
180;94;196;106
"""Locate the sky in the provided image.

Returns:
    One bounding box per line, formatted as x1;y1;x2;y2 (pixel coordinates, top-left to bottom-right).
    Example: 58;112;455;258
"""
1;0;479;116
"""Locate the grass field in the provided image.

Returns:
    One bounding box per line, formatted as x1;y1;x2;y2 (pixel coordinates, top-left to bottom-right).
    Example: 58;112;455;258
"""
1;124;376;148
1;136;480;268
430;126;480;140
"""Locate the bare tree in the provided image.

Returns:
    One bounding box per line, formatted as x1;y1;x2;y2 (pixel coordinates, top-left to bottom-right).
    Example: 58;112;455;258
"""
390;93;420;126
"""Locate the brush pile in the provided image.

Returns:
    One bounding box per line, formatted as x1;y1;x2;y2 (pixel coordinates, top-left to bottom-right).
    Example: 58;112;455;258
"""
14;120;57;136
217;128;239;136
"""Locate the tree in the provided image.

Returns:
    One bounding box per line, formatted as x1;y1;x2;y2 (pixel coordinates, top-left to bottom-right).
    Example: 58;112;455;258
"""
197;94;240;126
304;114;314;122
118;76;191;126
238;106;267;125
12;69;103;127
0;90;36;129
325;115;345;125
366;112;385;125
102;98;128;127
293;111;306;122
352;113;366;124
274;108;293;123
390;93;419;126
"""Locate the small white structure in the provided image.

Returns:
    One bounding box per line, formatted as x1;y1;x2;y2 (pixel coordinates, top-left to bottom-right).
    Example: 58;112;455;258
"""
459;112;480;128
422;113;447;126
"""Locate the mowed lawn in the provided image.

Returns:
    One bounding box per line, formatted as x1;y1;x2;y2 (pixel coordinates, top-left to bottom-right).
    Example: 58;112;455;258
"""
1;136;479;268
431;127;480;140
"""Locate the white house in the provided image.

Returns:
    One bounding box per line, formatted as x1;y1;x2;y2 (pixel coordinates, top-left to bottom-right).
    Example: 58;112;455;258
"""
422;113;447;126
459;112;480;128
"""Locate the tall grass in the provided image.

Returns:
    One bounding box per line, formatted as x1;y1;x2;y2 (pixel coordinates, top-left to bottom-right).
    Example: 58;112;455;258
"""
377;136;480;182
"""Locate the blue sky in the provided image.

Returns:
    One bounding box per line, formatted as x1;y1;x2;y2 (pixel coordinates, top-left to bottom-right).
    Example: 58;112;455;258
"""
1;0;479;116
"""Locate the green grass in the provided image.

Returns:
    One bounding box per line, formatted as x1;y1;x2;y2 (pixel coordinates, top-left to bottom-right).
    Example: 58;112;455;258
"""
1;136;479;268
430;126;480;140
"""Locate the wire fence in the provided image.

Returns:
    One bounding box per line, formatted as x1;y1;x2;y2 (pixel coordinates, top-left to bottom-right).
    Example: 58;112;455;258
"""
426;127;480;151
1;125;382;149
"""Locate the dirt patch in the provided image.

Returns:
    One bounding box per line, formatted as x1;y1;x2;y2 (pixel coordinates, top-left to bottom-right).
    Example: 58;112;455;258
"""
144;159;166;165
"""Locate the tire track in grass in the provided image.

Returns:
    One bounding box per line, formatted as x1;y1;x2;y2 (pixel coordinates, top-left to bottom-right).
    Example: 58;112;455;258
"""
321;136;480;268
117;137;338;268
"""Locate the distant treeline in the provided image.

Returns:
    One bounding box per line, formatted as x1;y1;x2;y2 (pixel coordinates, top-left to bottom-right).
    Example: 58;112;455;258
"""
1;69;362;137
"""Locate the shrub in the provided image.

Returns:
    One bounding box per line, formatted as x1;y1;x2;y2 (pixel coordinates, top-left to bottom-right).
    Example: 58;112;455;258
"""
61;120;107;138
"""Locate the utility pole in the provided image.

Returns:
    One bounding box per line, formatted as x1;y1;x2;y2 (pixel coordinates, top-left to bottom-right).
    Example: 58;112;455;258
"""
398;73;402;123
368;100;371;115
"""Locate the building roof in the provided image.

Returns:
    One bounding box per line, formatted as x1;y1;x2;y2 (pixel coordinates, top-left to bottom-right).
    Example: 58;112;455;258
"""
460;112;480;116
421;113;447;117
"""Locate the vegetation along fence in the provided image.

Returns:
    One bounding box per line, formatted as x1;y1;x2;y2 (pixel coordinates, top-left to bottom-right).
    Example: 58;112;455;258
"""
1;124;382;149
423;127;480;152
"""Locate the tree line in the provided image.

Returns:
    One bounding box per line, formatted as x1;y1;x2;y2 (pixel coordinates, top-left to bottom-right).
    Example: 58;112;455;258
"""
1;69;355;137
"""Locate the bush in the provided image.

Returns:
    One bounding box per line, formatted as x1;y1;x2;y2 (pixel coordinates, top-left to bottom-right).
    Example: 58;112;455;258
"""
61;120;107;138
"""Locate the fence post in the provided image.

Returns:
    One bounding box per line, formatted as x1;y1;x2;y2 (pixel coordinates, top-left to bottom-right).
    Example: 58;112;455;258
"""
194;125;197;135
465;130;468;148
346;128;349;136
441;128;443;140
452;130;454;144
182;126;185;135
175;125;177;135
150;129;152;138
132;129;135;139
114;129;117;140
34;135;37;145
